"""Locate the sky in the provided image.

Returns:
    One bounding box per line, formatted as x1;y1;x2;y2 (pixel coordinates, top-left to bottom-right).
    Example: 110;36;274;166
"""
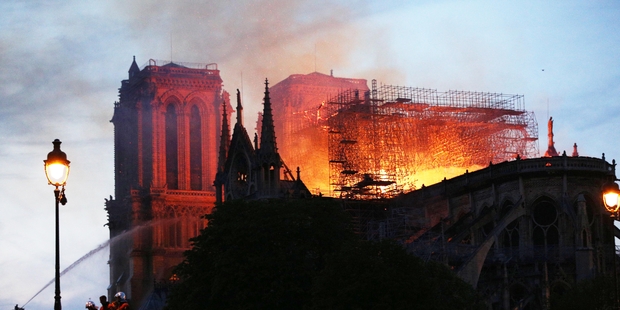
1;0;619;309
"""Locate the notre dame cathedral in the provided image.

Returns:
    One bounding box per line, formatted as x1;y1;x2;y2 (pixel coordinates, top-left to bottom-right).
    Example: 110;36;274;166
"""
106;58;310;308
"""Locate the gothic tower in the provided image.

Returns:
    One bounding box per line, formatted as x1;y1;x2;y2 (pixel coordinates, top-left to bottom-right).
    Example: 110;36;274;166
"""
106;57;230;306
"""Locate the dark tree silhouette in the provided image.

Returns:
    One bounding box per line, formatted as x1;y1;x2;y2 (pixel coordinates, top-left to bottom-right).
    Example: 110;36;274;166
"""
550;276;617;310
311;239;483;310
165;198;482;310
165;198;355;309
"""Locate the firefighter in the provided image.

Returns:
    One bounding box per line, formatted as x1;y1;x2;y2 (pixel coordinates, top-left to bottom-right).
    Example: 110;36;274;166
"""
85;300;98;310
110;292;129;310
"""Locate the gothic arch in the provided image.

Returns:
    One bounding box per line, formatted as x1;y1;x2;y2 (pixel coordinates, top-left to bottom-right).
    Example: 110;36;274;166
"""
158;89;184;109
163;205;176;218
184;91;216;114
159;94;183;119
184;95;205;114
476;203;493;217
500;199;515;217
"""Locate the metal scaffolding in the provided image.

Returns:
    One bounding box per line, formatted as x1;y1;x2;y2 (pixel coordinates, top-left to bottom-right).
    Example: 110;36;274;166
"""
323;82;539;198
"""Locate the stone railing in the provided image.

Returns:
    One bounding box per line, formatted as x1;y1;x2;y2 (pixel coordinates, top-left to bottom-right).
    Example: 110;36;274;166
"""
409;156;615;199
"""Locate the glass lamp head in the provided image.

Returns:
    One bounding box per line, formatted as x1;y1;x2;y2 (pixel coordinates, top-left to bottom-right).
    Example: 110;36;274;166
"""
603;182;620;214
44;139;70;187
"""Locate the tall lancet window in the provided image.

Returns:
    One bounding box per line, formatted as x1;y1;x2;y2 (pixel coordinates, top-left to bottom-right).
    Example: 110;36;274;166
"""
189;105;202;190
166;104;179;189
163;207;183;248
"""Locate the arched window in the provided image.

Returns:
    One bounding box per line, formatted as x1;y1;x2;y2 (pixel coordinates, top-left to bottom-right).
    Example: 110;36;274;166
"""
502;219;520;248
232;153;249;198
500;201;520;249
265;164;277;194
189;105;202;190
166;104;179;189
547;226;559;245
163;207;184;248
531;197;560;257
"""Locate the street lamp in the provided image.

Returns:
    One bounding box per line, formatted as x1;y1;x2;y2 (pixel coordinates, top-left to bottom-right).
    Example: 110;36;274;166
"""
604;183;620;216
44;139;70;310
603;181;620;310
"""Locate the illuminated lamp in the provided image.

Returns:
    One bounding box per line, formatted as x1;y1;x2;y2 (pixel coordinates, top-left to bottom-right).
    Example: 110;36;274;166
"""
603;182;620;216
44;139;70;187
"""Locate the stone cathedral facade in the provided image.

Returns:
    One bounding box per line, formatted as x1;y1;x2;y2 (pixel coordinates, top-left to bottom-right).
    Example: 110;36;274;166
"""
105;58;230;306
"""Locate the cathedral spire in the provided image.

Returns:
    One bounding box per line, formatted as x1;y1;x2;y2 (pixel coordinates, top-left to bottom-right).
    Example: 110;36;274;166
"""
259;78;277;154
236;89;243;126
217;100;230;173
128;55;140;78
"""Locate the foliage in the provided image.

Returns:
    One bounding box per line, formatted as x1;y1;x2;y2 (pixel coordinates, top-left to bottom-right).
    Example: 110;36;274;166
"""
550;276;617;310
165;198;482;310
311;239;484;310
165;198;355;310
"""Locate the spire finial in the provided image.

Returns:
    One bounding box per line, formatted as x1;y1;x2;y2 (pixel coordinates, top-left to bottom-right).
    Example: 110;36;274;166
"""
236;89;243;126
217;99;231;173
572;143;579;157
543;116;559;157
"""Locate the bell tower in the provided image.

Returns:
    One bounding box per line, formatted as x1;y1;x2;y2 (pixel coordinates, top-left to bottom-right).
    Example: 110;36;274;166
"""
106;57;230;306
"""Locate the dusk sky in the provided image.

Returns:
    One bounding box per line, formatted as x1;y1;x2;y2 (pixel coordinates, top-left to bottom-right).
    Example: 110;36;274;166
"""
1;1;619;309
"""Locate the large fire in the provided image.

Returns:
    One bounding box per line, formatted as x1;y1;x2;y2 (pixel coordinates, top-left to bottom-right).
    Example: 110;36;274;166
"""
270;73;538;199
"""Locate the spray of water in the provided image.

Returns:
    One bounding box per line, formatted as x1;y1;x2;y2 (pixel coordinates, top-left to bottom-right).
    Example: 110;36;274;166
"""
21;220;168;307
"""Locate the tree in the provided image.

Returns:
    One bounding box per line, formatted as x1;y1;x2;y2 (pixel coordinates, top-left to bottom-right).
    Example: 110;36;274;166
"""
311;239;483;310
165;198;355;310
165;198;482;310
550;276;617;310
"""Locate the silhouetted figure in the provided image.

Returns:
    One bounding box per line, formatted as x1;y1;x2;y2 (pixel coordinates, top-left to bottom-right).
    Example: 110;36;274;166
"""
14;305;24;310
99;295;111;310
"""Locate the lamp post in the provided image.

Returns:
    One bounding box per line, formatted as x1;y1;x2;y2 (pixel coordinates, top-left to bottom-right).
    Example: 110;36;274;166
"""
44;139;70;310
603;181;620;310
